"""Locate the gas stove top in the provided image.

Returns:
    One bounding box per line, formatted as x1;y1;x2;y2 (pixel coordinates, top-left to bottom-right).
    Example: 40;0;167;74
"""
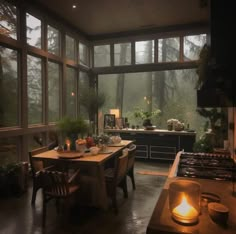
177;152;235;181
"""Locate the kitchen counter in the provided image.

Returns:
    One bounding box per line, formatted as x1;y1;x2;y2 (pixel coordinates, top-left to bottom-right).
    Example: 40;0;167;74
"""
104;129;196;161
104;128;196;136
146;152;236;234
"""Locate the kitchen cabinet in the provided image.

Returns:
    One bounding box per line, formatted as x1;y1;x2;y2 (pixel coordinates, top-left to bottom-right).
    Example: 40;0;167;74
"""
104;129;196;161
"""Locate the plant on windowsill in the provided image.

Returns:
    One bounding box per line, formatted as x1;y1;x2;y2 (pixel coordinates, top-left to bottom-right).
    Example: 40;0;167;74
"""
134;107;161;129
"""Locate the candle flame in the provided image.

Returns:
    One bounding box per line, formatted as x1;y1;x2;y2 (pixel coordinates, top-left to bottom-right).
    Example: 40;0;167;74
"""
173;195;198;218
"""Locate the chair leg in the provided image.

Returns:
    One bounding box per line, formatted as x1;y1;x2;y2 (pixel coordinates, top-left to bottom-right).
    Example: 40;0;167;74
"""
31;185;38;205
129;168;136;190
121;177;128;198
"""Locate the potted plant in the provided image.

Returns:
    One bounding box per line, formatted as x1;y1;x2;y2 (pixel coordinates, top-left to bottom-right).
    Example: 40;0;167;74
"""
79;87;106;134
134;108;161;129
56;116;89;150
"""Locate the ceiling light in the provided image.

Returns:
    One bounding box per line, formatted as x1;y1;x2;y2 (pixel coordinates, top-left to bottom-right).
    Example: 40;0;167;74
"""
72;5;76;9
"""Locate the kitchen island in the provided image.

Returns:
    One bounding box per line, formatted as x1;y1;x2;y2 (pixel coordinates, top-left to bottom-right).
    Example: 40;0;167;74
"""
104;129;196;161
146;152;236;234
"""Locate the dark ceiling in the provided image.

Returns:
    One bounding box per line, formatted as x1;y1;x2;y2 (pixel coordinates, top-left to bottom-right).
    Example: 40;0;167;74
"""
35;0;209;36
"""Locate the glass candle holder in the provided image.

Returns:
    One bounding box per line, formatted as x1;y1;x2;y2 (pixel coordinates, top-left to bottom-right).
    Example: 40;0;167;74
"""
169;180;201;224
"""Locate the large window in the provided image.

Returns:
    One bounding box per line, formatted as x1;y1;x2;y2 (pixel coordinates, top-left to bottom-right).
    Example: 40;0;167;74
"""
47;25;60;56
48;61;60;122
0;46;18;127
66;67;76;118
27;55;42;125
98;70;205;137
94;45;110;67
0;1;17;39
26;13;41;48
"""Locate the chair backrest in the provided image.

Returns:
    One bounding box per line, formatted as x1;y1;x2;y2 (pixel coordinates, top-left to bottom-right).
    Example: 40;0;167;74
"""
127;144;136;171
28;146;48;178
115;153;128;184
40;170;69;197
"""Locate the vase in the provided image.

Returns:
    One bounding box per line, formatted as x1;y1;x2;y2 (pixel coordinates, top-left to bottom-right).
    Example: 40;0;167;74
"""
167;124;173;131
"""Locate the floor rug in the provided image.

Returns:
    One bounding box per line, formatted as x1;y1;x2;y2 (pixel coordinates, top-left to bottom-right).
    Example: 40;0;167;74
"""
136;170;168;176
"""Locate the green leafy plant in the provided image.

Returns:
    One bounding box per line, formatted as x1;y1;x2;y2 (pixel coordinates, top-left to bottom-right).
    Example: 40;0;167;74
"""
56;116;89;137
193;136;214;153
134;108;161;120
79;87;106;121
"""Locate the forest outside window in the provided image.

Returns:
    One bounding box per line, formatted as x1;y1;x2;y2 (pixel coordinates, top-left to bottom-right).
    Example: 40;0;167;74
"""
27;55;43;125
98;69;206;138
0;46;18;127
135;40;154;64
48;61;60;123
79;42;89;66
114;43;131;66
26;13;41;49
183;34;207;61
0;1;17;39
158;37;180;62
94;45;110;67
47;25;60;56
66;35;75;61
66;66;76;118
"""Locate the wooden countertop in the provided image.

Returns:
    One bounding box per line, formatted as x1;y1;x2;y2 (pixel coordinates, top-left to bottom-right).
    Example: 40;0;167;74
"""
147;152;236;234
104;128;196;136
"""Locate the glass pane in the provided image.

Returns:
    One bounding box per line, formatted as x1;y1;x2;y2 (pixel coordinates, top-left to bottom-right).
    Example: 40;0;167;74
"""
0;1;17;39
0;137;19;165
66;67;76;118
94;45;110;67
135;40;154;64
79;42;89;66
48;61;60;122
27;55;42;125
98;70;205;138
47;25;60;55
79;71;89;119
28;132;45;151
158;37;180;62
184;34;207;61
26;13;41;48
114;43;131;66
66;35;75;60
0;46;18;127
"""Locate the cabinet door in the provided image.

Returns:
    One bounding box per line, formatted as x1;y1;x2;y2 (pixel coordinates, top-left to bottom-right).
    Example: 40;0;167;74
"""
149;135;178;161
120;132;148;159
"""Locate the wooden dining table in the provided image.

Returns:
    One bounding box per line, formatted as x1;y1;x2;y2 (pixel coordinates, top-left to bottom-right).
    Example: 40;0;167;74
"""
32;140;134;210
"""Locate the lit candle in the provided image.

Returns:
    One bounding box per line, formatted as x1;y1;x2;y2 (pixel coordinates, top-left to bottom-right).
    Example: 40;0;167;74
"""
66;139;71;151
172;195;198;220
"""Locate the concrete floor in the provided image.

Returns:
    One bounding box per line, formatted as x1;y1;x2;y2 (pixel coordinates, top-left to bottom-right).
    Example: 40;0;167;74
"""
0;161;170;234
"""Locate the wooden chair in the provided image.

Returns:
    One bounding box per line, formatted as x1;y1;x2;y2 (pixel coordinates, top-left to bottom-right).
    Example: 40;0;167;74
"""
28;146;54;205
104;152;128;213
127;144;137;190
40;169;80;227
